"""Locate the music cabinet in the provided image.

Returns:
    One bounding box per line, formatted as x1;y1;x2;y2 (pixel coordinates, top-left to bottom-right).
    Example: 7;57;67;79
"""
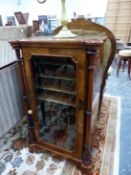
10;35;105;174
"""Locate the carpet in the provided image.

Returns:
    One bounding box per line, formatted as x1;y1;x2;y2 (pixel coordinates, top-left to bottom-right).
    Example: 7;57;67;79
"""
100;94;120;175
0;95;120;175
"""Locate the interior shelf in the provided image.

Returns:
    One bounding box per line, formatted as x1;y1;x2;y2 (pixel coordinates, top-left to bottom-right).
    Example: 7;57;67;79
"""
32;56;77;108
37;92;76;107
37;73;75;81
36;81;76;95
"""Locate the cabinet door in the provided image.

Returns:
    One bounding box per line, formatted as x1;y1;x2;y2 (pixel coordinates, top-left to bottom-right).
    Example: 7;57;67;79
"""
31;55;78;152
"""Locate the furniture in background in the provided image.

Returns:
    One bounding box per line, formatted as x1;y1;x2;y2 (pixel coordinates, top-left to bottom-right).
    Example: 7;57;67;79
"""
0;25;31;137
48;17;59;31
0;15;3;26
0;62;23;137
0;25;31;41
53;18;116;117
117;49;131;79
116;39;131;79
10;27;106;174
32;20;39;33
116;39;124;52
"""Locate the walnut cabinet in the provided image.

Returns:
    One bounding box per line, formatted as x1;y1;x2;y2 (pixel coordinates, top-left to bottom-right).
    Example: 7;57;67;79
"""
10;35;105;174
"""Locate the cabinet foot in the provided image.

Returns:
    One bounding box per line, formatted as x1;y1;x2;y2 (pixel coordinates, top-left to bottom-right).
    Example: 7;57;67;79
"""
79;163;92;175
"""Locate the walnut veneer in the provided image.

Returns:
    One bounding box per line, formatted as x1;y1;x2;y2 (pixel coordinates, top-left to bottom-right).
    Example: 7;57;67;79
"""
10;33;106;174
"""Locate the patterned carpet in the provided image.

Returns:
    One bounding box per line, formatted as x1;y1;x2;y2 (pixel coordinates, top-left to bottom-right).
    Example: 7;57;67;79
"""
0;95;120;175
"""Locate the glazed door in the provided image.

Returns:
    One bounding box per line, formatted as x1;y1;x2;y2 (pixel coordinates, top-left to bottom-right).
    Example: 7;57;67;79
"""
31;55;78;151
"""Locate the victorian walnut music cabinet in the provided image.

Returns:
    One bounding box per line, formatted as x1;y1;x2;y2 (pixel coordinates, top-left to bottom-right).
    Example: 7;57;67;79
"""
10;29;107;174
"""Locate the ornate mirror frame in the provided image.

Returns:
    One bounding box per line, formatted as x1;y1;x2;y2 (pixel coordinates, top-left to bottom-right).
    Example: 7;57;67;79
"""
36;0;47;3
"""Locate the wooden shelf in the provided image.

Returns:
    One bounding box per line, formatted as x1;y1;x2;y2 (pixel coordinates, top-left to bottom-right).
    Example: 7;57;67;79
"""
36;82;76;95
38;73;76;81
37;92;76;107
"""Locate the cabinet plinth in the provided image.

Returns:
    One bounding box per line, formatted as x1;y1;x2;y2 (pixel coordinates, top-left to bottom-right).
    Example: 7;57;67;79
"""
10;36;105;174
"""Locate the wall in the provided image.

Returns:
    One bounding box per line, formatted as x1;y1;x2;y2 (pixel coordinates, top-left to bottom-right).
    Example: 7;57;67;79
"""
0;0;107;25
105;0;131;43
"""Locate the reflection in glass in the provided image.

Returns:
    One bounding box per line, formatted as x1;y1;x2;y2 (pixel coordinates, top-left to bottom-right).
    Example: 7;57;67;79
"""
31;55;77;151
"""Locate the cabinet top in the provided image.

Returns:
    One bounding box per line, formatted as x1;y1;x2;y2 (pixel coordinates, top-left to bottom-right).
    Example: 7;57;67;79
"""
10;34;106;49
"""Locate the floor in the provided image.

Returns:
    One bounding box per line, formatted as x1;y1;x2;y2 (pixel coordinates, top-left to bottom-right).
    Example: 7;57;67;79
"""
105;63;131;175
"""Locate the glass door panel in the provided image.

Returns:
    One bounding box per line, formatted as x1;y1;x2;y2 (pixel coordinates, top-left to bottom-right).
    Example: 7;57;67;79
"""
31;55;77;151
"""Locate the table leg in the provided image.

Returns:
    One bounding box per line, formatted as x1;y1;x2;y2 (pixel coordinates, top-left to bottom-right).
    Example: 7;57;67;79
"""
128;57;131;79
